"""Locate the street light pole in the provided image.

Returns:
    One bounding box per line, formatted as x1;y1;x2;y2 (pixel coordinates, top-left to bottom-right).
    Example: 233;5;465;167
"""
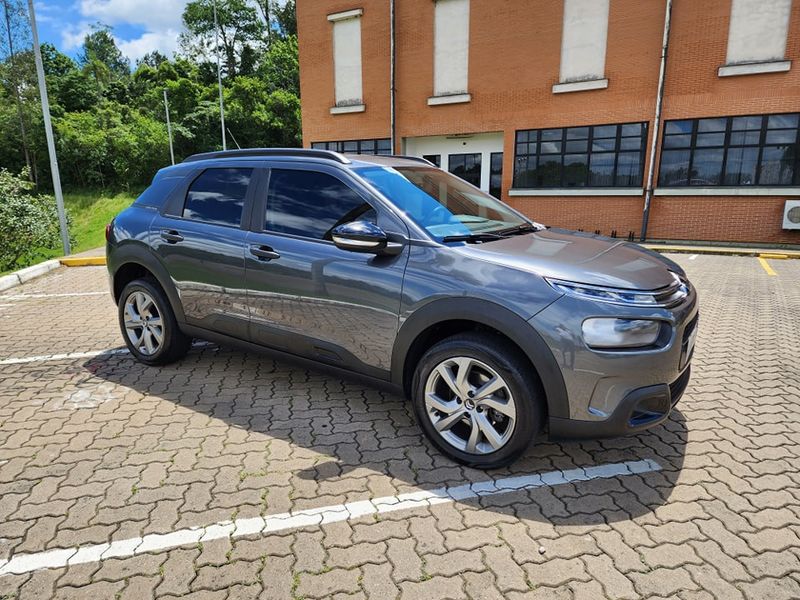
26;0;70;255
163;89;175;165
213;0;227;151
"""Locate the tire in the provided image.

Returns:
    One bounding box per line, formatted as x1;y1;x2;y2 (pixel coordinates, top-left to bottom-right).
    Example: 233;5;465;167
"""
411;332;544;469
118;278;191;366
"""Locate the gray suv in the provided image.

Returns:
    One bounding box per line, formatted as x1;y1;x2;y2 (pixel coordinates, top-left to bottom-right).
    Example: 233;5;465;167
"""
106;149;697;468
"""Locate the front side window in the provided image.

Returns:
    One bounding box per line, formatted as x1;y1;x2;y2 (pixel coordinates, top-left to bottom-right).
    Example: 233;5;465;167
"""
513;122;646;188
265;169;376;240
183;168;252;227
659;113;800;187
357;165;527;240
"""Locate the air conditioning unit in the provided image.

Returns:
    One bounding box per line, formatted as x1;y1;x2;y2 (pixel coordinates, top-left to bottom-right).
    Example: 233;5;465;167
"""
783;200;800;230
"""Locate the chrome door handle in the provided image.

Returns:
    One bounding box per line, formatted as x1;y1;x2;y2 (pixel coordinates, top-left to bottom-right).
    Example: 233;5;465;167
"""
250;245;280;261
160;229;184;243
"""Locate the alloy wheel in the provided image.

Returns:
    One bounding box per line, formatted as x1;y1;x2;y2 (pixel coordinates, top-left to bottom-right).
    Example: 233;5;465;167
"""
424;357;517;454
123;291;164;356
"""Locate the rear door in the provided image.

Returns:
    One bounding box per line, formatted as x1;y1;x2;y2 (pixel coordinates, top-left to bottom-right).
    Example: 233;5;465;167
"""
244;163;410;378
151;165;256;340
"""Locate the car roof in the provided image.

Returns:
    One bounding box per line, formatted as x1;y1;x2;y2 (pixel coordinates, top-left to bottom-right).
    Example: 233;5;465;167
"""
178;148;434;170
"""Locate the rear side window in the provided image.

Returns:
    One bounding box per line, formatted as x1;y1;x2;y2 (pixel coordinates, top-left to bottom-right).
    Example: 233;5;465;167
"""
265;169;376;239
183;168;252;227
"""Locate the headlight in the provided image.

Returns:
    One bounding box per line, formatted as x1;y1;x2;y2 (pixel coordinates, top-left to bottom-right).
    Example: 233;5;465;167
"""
582;318;662;349
546;274;688;308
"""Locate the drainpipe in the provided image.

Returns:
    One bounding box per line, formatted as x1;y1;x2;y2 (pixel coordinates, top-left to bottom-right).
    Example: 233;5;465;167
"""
640;0;673;241
390;0;397;152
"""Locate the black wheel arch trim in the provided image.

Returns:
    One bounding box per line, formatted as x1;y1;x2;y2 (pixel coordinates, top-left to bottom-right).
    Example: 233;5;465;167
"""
108;243;186;324
391;297;570;419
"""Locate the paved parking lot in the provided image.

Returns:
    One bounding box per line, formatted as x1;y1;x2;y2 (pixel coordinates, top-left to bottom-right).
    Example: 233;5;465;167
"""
0;253;798;600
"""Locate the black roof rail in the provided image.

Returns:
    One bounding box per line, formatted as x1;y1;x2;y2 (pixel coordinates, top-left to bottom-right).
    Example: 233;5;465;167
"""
182;148;351;164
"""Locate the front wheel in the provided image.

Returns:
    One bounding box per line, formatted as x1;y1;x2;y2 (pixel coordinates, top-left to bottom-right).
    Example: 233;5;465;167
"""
118;279;191;366
411;332;544;469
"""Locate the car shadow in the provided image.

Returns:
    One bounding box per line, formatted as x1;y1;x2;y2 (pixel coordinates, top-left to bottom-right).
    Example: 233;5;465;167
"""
84;343;687;525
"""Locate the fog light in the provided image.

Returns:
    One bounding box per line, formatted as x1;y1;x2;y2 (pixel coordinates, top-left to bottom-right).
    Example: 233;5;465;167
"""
582;318;661;349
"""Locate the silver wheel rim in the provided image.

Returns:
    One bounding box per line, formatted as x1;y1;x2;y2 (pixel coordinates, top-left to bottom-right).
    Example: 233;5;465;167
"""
123;291;163;356
424;357;517;455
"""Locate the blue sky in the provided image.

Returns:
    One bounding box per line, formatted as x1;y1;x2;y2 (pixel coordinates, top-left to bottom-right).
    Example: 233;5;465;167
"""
33;0;189;62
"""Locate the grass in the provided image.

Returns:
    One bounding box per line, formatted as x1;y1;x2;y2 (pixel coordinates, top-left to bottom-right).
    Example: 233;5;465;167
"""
62;188;141;254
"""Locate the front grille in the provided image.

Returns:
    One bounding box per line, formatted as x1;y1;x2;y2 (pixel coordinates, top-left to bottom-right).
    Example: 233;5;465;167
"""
652;275;691;308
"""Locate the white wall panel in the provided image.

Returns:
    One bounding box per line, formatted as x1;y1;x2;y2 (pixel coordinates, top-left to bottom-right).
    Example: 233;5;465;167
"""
433;0;470;96
331;13;363;106
726;0;792;64
559;0;610;83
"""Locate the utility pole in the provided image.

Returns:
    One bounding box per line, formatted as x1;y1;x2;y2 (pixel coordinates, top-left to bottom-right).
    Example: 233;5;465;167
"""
163;89;175;165
27;0;69;255
213;0;227;151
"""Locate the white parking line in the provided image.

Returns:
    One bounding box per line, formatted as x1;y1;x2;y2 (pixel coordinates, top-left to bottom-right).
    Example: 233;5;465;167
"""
689;254;698;260
0;292;108;300
0;459;660;576
0;342;215;366
0;349;129;366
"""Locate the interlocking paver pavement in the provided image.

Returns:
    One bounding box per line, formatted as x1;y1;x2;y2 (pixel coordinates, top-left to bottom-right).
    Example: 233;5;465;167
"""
0;255;798;599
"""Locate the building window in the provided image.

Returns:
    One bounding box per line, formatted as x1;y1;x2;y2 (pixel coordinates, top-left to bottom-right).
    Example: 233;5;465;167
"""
422;154;441;167
658;113;800;187
720;0;792;76
328;9;364;113
513;122;647;189
554;0;610;93
311;139;392;155
490;152;503;199
430;0;470;104
448;153;481;187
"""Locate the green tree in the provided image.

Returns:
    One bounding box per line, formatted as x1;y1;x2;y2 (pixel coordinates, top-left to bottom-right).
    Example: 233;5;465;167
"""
180;0;262;77
80;24;130;91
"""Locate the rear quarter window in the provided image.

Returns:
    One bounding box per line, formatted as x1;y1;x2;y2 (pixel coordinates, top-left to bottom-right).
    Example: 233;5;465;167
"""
134;175;183;208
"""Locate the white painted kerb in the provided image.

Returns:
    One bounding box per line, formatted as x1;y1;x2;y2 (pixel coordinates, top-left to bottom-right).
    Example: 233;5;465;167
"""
0;459;661;576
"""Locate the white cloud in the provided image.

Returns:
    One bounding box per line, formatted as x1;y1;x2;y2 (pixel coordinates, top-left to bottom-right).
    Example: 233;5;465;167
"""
63;0;188;61
117;28;181;62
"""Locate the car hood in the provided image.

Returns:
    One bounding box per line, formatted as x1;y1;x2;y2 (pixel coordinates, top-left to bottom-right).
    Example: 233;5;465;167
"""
455;228;681;290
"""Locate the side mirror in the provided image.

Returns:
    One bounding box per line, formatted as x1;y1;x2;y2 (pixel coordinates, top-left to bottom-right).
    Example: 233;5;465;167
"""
331;220;388;253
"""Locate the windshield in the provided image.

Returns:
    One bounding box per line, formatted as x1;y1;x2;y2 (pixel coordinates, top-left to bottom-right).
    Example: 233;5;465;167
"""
355;166;530;240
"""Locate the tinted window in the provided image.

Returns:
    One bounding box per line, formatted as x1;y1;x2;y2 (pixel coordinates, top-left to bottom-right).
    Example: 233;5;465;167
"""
513;122;647;188
659;113;800;187
448;153;482;187
266;170;376;239
183;168;251;227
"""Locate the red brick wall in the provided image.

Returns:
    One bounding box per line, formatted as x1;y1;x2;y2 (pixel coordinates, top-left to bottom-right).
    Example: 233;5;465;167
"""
298;0;800;246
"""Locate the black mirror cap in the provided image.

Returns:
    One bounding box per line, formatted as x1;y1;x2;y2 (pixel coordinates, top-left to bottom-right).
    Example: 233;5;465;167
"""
331;220;388;253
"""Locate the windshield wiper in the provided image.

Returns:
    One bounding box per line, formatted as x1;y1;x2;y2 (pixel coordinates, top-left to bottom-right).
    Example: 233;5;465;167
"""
441;232;504;243
493;223;541;237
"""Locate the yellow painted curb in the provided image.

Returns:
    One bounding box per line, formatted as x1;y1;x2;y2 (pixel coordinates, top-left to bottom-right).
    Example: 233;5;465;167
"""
759;253;789;260
60;256;106;267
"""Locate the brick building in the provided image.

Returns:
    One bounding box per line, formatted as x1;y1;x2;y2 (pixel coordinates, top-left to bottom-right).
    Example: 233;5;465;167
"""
297;0;800;245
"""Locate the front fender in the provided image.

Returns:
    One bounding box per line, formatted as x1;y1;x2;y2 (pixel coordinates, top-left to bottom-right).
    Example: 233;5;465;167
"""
390;297;569;419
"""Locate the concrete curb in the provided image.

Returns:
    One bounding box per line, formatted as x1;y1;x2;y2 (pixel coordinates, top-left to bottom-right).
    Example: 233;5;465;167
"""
0;260;61;293
643;244;800;259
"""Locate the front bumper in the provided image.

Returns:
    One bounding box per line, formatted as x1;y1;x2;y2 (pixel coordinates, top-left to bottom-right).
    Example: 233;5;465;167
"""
548;365;691;439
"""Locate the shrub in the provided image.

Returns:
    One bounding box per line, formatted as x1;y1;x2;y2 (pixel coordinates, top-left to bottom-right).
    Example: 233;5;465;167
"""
0;168;70;271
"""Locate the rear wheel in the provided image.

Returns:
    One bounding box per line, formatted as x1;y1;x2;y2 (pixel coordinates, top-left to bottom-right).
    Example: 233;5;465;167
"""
411;332;543;468
118;279;191;365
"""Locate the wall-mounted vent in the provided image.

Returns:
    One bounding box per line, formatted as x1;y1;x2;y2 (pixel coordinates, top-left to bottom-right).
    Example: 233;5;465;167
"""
783;200;800;230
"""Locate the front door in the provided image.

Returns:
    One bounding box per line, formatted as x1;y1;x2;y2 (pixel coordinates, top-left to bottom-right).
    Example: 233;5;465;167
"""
448;153;482;187
151;166;253;339
245;165;409;378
